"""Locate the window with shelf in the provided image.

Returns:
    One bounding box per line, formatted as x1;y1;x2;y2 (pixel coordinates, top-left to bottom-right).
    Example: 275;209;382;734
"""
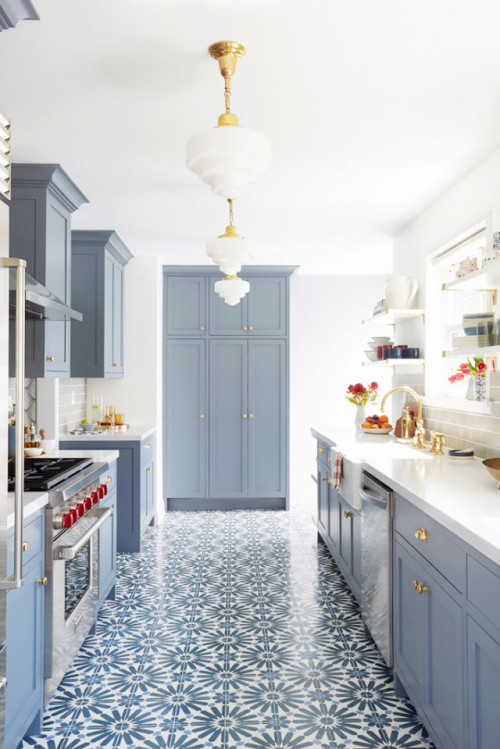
426;224;498;402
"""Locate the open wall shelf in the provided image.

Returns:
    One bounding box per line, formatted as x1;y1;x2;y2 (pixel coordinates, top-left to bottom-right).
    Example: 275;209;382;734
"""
362;309;425;326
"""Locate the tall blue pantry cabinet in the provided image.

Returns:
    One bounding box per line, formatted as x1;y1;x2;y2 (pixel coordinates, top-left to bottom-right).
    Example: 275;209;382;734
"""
163;266;296;510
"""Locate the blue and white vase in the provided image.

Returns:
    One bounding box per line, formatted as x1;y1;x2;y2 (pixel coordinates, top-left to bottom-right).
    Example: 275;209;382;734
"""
474;374;487;402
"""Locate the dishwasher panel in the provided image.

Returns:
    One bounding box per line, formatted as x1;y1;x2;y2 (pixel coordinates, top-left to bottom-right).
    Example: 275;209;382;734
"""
360;471;393;667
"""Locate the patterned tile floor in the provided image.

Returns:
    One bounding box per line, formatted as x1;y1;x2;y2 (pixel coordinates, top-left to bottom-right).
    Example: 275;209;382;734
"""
22;509;434;749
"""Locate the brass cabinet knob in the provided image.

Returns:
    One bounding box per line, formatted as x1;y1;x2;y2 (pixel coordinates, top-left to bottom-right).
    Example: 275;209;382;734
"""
105;475;112;483
146;466;152;472
145;444;151;449
249;326;253;331
321;477;327;482
22;541;28;552
318;448;325;454
200;326;205;331
344;510;352;519
243;326;247;331
413;579;427;594
328;457;332;462
38;577;48;586
328;478;333;484
200;414;205;419
249;414;253;418
415;527;429;543
243;414;247;418
112;362;119;367
46;355;54;362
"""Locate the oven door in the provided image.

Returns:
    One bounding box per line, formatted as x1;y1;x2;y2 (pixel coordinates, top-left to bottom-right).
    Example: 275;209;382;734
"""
44;507;112;705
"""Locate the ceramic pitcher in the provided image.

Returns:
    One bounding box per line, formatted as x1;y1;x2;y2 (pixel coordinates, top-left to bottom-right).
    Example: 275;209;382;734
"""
385;276;418;309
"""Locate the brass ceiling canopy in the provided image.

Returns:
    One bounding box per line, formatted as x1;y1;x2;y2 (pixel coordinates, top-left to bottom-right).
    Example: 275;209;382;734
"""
208;41;247;127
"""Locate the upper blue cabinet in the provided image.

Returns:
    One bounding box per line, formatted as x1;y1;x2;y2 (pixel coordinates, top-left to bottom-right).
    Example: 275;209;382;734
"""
0;0;39;31
71;230;133;378
10;164;88;377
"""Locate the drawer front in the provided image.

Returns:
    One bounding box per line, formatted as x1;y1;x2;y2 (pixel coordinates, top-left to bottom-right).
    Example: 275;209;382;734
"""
467;555;500;633
100;462;117;493
394;495;465;592
316;441;331;470
141;434;156;464
8;512;44;576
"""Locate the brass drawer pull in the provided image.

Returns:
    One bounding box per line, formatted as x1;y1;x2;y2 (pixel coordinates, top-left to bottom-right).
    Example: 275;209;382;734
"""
200;414;205;419
318;448;325;454
413;579;427;595
321;477;326;482
146;466;152;472
105;475;112;483
22;541;28;552
328;478;333;484
144;444;151;449
112;362;119;367
243;326;247;331
38;577;48;586
200;326;205;331
46;355;54;362
415;527;429;543
328;457;332;462
344;510;352;519
249;326;253;331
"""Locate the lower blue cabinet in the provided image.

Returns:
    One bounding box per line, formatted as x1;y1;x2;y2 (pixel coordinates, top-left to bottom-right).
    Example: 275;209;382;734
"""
98;480;117;609
5;511;45;749
467;615;500;749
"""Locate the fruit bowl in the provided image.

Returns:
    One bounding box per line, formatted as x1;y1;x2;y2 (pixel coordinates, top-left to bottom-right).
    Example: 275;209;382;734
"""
361;426;393;435
482;458;500;488
80;422;96;432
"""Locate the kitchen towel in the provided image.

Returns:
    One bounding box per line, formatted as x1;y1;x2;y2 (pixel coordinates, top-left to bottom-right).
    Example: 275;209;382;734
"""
333;451;343;490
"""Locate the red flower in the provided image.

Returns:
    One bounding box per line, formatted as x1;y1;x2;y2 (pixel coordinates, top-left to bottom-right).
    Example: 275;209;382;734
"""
455;372;464;381
369;382;379;390
353;383;366;394
477;362;487;372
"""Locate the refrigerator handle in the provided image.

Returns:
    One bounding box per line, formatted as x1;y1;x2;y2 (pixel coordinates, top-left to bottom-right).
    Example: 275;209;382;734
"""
0;258;25;590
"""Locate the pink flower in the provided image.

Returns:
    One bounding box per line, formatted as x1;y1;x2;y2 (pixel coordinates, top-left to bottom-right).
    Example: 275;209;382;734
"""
455;372;464;381
369;382;379;390
347;385;355;393
477;362;487;372
459;363;469;372
449;375;457;383
353;383;366;394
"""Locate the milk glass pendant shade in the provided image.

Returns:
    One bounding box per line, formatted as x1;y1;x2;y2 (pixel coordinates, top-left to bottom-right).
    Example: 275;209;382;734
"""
186;41;271;198
206;199;253;275
214;275;250;306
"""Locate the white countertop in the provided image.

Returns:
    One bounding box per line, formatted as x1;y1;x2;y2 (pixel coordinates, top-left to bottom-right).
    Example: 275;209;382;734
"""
312;425;500;566
59;425;155;442
7;449;119;529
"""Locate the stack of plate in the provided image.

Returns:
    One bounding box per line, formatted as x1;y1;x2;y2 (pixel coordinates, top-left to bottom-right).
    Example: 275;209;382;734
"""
364;336;393;361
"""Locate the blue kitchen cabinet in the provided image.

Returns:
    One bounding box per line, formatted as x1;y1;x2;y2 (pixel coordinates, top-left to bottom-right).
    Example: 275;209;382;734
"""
5;509;45;749
98;462;118;609
9;164;88;377
210;339;248;498
0;0;39;31
71;230;133;377
467;616;500;749
165;339;207;500
163;266;295;510
60;434;156;553
317;467;329;538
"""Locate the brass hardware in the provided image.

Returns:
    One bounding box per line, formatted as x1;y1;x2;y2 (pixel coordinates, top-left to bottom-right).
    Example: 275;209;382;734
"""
146;466;152;472
208;40;246;126
413;579;427;595
328;478;333;484
318;448;325;454
243;414;247;418
22;541;28;552
112;363;119;367
200;326;205;331
46;355;54;362
435;433;445;455
380;386;425;448
38;577;48;586
344;510;352;519
200;414;205;419
105;475;112;483
321;477;326;482
243;326;247;331
249;414;253;418
429;431;437;453
443;284;497;306
328;456;332;462
145;444;151;449
415;527;429;543
249;326;253;331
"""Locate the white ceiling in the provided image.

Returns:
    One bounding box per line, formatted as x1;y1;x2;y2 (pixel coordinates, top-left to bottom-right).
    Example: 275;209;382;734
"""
2;0;500;272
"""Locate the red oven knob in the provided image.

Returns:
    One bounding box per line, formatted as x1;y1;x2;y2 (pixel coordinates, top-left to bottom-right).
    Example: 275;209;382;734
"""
91;491;99;505
62;512;73;528
84;496;92;511
98;486;104;499
69;508;78;524
100;483;108;496
75;502;85;518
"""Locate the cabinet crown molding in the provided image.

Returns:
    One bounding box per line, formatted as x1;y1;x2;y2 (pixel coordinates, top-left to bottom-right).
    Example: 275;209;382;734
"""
11;163;88;212
71;230;133;265
0;0;39;31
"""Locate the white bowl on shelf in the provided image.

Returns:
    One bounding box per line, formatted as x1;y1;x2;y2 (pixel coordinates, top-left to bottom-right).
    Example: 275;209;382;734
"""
368;340;393;350
370;336;392;343
364;350;378;362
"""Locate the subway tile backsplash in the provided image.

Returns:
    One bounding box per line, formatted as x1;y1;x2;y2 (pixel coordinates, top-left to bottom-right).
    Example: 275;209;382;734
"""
58;378;87;434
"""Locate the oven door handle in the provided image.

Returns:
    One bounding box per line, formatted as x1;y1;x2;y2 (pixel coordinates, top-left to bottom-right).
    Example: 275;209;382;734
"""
53;507;113;561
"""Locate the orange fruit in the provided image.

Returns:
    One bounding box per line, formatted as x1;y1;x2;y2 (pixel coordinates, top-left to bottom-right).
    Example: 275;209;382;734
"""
386;424;392;429
371;423;379;429
362;422;371;429
378;414;389;424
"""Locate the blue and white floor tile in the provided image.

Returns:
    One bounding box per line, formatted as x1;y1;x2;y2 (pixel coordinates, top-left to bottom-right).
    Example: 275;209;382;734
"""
22;510;434;748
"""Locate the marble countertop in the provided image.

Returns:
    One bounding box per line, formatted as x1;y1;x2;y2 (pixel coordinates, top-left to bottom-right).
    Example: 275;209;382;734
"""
312;425;500;565
8;449;119;529
59;425;156;442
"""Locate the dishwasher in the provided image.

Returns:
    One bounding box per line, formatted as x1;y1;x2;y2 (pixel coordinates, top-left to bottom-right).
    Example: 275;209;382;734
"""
360;471;393;667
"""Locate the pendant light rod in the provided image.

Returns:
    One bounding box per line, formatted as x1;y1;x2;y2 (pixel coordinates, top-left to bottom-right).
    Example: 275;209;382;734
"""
228;198;234;225
208;41;247;127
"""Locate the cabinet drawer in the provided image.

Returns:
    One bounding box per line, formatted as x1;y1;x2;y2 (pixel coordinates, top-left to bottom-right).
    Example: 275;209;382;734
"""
467;555;500;633
316;441;331;470
100;462;117;493
8;512;44;576
141;434;156;464
394;495;465;592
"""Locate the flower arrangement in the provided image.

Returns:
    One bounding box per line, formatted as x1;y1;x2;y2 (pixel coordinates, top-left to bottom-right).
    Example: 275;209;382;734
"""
449;357;487;384
346;382;379;406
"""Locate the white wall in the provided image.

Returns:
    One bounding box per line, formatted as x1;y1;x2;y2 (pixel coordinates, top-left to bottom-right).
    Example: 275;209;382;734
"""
289;274;389;510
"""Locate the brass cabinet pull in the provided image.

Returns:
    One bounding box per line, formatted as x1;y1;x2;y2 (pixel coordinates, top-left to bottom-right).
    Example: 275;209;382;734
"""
243;414;247;418
200;414;205;419
328;457;332;463
22;541;28;552
415;527;429;543
38;577;48;586
243;326;247;331
249;414;253;418
200;326;205;331
321;477;327;482
413;579;427;595
145;444;151;449
46;355;54;362
318;448;325;454
105;475;112;483
344;510;352;519
112;362;119;367
146;466;152;472
249;326;253;331
328;478;333;484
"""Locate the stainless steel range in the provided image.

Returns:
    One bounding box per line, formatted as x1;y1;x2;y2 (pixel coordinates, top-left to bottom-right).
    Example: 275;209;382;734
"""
10;457;114;705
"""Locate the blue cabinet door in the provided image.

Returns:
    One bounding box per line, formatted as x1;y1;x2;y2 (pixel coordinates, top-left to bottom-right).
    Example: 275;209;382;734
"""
166;340;206;499
209;277;247;335
5;556;44;749
110;260;124;374
247;277;287;336
317;469;328;537
247;340;286;497
166;276;207;336
210;339;247;497
467;616;500;749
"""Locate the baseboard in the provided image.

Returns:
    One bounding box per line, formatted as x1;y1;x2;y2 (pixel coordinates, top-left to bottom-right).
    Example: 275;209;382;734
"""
165;497;287;511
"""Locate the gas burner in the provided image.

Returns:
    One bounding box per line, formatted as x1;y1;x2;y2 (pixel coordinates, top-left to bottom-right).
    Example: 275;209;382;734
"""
7;457;93;491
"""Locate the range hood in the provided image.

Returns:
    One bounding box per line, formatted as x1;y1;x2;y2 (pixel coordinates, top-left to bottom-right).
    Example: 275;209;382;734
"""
8;268;83;322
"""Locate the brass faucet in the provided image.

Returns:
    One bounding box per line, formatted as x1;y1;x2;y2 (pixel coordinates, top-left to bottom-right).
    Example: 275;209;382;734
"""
380;386;427;449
